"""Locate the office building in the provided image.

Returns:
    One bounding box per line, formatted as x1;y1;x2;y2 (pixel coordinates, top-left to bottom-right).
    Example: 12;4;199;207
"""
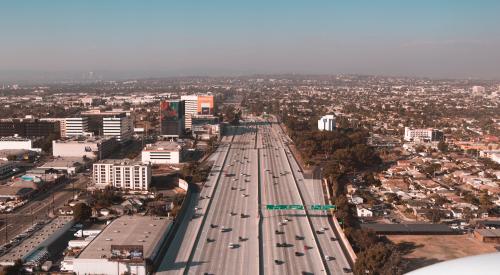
93;160;151;190
72;215;171;275
180;95;198;130
52;136;118;160
317;115;336;131
80;109;130;135
103;115;133;143
0;119;60;138
160;100;185;138
404;127;444;142
65;117;91;137
141;141;182;164
40;118;67;137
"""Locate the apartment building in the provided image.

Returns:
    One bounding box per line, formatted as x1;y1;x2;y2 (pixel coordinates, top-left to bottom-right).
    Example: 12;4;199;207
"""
93;159;151;191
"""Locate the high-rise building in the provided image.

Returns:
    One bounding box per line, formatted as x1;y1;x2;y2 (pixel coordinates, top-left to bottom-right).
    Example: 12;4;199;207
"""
93;159;151;190
181;95;198;130
160;100;185;138
65;117;90;137
103;115;133;143
317;115;336;131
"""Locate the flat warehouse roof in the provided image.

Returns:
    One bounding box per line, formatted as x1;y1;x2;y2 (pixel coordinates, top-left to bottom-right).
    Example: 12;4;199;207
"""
77;215;171;260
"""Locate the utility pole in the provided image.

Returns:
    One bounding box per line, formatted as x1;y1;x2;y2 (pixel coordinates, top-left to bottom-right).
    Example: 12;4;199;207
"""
4;213;7;243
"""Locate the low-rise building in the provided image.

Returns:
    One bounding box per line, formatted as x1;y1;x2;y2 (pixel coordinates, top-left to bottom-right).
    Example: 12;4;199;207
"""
141;141;182;164
72;215;171;275
52;136;118;160
93;160;151;191
0;136;34;151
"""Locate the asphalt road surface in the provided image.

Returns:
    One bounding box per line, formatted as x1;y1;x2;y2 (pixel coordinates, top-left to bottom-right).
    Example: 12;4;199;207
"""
157;118;352;275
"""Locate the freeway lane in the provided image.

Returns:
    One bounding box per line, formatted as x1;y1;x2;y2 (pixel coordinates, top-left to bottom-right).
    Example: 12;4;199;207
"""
259;123;326;275
270;121;353;274
157;133;234;274
189;124;259;275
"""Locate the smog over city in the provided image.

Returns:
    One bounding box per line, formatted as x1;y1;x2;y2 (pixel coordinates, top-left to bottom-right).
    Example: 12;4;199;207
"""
0;1;498;275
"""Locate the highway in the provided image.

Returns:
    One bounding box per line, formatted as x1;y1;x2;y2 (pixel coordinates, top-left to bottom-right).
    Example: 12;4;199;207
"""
157;118;352;275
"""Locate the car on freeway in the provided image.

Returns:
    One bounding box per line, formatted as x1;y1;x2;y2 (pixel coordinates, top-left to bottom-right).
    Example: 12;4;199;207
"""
295;235;304;240
295;251;304;256
325;256;335;261
343;267;352;273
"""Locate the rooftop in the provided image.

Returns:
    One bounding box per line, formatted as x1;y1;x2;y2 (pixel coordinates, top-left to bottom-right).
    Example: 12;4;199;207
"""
53;136;114;144
77;215;171;260
143;141;181;152
96;159;145;166
0;136;31;142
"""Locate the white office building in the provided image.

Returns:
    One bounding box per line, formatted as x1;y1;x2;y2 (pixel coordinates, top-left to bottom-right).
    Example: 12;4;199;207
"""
93;160;151;190
65;117;91;137
103;116;133;143
317;115;336;131
181;95;198;130
404;127;443;142
141;141;182;164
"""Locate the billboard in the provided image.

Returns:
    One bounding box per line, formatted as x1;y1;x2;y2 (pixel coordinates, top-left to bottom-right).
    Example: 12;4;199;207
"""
160;100;182;120
110;245;144;261
197;95;214;115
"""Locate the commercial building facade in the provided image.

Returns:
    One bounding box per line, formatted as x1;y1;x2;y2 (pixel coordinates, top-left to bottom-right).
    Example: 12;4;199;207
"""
93;160;151;190
0;136;33;150
160;100;185;138
52;136;118;159
180;95;198;130
141;141;182;164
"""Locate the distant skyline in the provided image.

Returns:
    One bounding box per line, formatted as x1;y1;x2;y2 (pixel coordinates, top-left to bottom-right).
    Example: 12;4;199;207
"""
1;0;500;82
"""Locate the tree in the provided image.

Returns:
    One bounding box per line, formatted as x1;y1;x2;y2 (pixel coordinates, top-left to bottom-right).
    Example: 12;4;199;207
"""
354;243;402;275
437;140;448;153
0;259;23;275
73;203;92;222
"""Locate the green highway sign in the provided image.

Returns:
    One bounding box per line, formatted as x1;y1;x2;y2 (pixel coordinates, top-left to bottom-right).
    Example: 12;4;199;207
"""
266;204;304;210
310;205;336;210
265;204;336;210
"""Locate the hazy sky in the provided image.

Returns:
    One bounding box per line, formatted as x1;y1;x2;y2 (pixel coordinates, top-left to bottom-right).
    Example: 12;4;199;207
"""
1;0;500;80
